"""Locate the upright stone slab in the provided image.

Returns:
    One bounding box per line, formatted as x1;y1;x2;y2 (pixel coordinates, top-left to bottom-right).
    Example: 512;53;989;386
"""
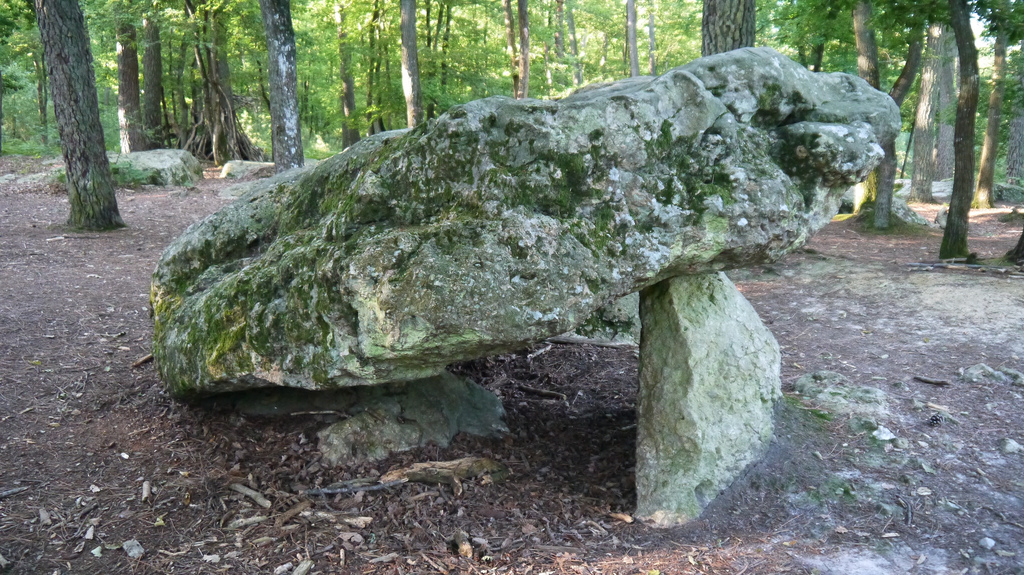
636;272;780;526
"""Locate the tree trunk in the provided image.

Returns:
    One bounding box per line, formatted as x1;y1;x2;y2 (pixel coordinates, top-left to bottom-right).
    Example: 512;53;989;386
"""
1007;222;1024;263
935;25;956;180
940;0;979;259
626;0;639;77
1009;115;1024;185
117;22;149;153
440;3;451;87
567;6;582;85
258;0;304;171
873;36;922;229
973;32;1006;209
1;69;4;155
36;0;123;230
517;0;530;99
554;0;565;58
701;0;755;57
400;0;423;128
648;12;656;75
424;0;432;49
33;53;48;145
335;3;359;149
142;18;165;148
911;24;942;203
503;0;520;97
811;42;825;72
851;0;880;213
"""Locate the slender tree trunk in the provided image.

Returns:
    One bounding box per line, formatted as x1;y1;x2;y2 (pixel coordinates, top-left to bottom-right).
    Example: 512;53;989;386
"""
503;0;520;97
142;18;165;148
1;69;5;154
335;3;359;148
701;0;755;57
32;53;48;145
439;3;451;87
36;0;123;230
400;0;423;128
1007;41;1024;185
554;0;565;58
567;6;582;85
811;42;825;72
117;22;149;152
626;0;639;77
973;32;1007;209
940;0;979;259
648;12;656;75
517;0;530;98
258;0;304;171
911;24;942;203
424;0;432;49
935;25;956;180
873;37;922;228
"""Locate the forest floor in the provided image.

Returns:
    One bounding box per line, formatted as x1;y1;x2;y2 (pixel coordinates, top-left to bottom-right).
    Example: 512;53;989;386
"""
1;154;1023;575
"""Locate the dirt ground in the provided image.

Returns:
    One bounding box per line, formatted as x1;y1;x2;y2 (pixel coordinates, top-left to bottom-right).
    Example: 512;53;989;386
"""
1;155;1023;575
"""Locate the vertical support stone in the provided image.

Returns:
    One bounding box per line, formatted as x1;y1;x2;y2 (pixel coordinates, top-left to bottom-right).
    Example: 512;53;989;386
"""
636;273;780;526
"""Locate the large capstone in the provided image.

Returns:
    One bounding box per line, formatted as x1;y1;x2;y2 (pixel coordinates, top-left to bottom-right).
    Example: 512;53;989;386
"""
635;272;780;526
152;48;897;398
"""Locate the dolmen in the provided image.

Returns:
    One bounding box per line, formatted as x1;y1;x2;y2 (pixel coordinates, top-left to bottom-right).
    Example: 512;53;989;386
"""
151;48;898;526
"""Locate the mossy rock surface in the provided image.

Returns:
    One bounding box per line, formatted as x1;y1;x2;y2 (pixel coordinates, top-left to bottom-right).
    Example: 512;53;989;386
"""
152;48;898;397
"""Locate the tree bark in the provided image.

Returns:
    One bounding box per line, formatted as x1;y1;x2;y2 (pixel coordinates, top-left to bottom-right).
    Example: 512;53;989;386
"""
35;0;123;230
33;53;48;145
335;3;359;149
973;32;1006;209
503;0;520;98
142;18;165;148
1009;114;1024;185
1008;222;1024;263
701;0;755;57
648;12;656;75
1;69;4;154
400;0;423;128
940;0;979;259
852;1;879;88
811;42;825;72
873;37;922;229
258;0;304;171
117;22;149;153
554;0;565;58
626;0;639;77
851;0;881;214
517;0;530;99
567;6;582;85
935;25;956;180
440;3;451;87
911;24;942;203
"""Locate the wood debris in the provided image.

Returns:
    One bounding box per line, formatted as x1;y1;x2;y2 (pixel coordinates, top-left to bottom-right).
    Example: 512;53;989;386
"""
914;376;952;387
274;500;311;528
381;457;510;496
230;483;272;508
450;530;473;558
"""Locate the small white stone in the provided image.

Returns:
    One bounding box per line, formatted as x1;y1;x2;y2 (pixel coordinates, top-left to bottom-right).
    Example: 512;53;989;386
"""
979;537;996;550
1001;438;1022;454
872;426;896;441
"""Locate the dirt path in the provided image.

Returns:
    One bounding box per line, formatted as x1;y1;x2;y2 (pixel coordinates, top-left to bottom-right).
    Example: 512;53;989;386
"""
1;157;1022;574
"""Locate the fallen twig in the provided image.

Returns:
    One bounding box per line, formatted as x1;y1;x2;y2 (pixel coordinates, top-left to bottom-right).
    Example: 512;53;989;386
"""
0;486;30;500
131;354;154;368
229;483;272;508
517;385;567;401
914;376;952;387
303;480;406;497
